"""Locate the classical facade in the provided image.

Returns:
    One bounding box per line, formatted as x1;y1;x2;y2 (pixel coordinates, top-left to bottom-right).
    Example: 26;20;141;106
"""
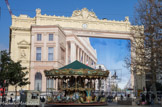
9;8;97;91
9;8;144;94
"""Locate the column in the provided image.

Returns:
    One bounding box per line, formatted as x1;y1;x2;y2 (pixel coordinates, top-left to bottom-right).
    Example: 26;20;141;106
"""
75;76;77;89
83;52;85;64
94;79;95;89
53;78;56;90
66;42;69;64
56;78;58;91
84;53;86;64
61;78;64;89
85;54;87;64
70;42;76;62
55;33;59;62
77;47;80;61
80;50;83;62
84;78;86;88
90;78;92;88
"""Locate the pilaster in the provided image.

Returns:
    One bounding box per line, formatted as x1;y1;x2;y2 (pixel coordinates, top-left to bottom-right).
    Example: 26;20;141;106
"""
70;41;76;62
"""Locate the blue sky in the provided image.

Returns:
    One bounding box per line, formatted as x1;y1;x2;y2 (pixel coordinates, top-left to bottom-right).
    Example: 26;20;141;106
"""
0;0;138;89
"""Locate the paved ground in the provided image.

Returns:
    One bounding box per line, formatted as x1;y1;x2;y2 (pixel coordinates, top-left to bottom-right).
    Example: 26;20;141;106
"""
0;104;161;107
0;102;161;107
45;102;162;107
45;105;161;107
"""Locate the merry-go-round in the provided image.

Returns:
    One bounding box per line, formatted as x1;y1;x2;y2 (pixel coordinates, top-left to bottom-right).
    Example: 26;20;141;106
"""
44;60;109;105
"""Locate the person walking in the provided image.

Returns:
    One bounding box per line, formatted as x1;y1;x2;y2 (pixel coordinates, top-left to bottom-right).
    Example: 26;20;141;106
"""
146;93;150;105
141;93;146;105
151;93;155;105
10;97;13;103
41;97;45;107
120;94;123;101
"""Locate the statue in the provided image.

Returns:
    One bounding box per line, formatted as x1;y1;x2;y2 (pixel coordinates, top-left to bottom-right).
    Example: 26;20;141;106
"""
20;49;26;58
125;16;129;22
72;8;98;20
36;8;41;16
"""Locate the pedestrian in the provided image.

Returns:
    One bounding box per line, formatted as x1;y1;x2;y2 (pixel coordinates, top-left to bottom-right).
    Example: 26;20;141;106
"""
141;93;146;105
146;93;150;105
42;97;45;102
10;97;13;103
41;96;45;107
151;93;155;105
120;94;123;101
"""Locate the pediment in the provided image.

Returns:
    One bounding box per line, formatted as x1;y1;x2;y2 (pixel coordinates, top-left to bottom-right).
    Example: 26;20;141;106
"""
17;40;30;45
72;8;98;20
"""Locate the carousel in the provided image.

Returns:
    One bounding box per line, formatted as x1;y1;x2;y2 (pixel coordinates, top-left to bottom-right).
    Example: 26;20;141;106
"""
44;60;109;105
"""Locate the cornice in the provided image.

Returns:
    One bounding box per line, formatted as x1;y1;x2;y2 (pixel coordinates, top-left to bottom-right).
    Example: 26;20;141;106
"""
10;26;30;31
63;27;131;35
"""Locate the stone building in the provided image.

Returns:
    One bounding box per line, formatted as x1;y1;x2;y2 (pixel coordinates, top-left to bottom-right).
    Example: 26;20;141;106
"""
9;8;145;94
95;64;112;93
9;8;97;92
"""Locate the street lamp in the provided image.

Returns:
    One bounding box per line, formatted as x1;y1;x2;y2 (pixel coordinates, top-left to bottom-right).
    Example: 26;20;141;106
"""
111;71;118;97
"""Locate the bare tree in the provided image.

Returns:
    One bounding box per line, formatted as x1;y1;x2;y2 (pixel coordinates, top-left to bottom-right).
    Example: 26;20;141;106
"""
125;0;162;100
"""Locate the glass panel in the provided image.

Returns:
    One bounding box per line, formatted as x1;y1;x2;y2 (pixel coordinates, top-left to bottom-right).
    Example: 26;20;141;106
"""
36;47;41;61
37;34;42;41
35;72;42;91
49;34;53;41
47;79;54;92
48;47;53;61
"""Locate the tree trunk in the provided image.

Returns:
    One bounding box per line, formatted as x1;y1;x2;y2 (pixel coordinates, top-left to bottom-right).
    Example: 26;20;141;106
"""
15;85;17;103
152;72;157;103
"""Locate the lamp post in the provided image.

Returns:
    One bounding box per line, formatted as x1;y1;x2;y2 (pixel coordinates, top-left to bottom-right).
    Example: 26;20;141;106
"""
112;71;118;97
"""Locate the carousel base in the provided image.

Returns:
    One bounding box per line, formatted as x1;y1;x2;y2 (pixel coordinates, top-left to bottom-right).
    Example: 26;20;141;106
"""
47;102;107;106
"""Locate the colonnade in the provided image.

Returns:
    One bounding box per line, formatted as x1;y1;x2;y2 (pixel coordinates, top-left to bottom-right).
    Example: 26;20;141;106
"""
66;41;96;67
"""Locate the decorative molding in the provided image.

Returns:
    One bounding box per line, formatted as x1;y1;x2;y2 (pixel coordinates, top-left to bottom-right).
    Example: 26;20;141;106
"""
72;8;98;20
10;27;30;31
17;40;30;46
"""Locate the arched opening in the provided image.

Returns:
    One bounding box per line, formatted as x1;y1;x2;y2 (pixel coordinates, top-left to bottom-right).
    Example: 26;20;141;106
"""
35;72;42;91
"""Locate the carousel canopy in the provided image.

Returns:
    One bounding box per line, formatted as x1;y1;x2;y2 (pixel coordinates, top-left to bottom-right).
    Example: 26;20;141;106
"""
44;60;109;78
59;60;94;70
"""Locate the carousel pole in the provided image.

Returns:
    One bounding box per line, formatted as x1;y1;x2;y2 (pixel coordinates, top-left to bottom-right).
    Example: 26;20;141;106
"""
90;77;92;88
94;79;96;90
57;77;60;90
61;77;64;89
84;77;86;88
75;76;77;89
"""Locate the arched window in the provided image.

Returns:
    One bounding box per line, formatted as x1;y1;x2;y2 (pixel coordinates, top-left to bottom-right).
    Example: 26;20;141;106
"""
35;72;42;91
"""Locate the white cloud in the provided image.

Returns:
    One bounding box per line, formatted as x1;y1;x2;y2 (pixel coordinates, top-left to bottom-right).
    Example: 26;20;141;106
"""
90;38;131;89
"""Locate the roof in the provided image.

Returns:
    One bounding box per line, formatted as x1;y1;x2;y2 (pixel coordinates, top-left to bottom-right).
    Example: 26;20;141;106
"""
59;60;94;70
44;60;109;78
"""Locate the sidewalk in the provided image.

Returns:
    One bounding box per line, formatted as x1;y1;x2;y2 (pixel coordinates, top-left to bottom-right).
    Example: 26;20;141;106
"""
107;101;161;107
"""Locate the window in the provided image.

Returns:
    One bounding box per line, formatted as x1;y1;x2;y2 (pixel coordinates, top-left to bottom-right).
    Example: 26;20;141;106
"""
35;72;42;91
49;34;53;41
37;34;42;41
48;47;54;61
99;66;102;70
36;47;41;61
31;93;39;99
